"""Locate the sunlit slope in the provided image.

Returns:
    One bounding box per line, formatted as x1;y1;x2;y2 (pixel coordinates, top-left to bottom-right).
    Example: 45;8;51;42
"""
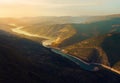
64;33;120;71
59;17;120;47
0;18;28;33
21;24;76;45
8;15;118;49
21;17;120;47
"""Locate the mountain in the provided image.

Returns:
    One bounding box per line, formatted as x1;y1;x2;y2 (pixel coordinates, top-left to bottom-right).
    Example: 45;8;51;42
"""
21;24;76;46
64;32;120;71
1;14;120;82
58;17;120;47
20;16;107;24
21;16;120;47
0;30;120;83
20;14;120;24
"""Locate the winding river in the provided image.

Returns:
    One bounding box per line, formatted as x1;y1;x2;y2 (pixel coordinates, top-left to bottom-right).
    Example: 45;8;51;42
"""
10;24;120;75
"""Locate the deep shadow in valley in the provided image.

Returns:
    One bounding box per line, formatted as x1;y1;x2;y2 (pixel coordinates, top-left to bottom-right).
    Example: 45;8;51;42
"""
102;33;120;66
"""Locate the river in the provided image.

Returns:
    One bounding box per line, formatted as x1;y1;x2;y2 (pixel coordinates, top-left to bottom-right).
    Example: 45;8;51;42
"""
10;24;120;74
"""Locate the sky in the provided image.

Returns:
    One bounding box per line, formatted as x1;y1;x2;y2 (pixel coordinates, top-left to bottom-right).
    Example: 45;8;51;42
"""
0;0;120;17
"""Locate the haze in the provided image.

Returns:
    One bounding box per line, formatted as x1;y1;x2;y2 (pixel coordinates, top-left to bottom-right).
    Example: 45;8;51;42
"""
0;0;120;17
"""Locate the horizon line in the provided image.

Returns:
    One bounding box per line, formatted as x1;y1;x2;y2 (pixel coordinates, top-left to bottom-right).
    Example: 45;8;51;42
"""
0;13;120;18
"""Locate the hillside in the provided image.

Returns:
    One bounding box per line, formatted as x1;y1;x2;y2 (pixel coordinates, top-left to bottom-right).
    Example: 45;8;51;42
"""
59;17;120;47
20;16;120;48
0;29;120;83
21;24;76;46
64;33;120;71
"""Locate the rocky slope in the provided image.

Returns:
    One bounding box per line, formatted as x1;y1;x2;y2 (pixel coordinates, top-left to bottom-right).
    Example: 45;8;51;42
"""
64;32;120;71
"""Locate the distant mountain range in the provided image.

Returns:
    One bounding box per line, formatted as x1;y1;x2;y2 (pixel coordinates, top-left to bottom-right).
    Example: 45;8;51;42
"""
1;14;120;25
19;14;120;24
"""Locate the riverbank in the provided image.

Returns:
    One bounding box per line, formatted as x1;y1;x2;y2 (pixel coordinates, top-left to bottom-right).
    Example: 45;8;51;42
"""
10;24;120;75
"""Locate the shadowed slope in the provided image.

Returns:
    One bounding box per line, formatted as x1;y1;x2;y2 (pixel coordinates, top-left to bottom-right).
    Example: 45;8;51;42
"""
0;30;120;83
64;33;120;71
102;33;120;67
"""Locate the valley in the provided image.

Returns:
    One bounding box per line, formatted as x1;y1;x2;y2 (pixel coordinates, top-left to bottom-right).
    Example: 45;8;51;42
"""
1;0;120;82
10;23;120;75
0;27;120;83
0;14;120;82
